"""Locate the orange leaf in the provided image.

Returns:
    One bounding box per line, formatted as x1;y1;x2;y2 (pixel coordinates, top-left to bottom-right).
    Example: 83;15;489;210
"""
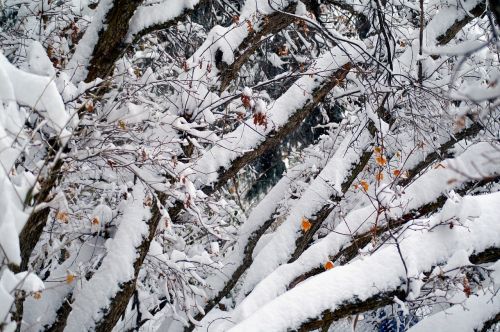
277;45;289;57
324;261;334;270
56;211;69;223
33;291;42;300
462;276;471;298
360;180;369;192
375;155;387;166
301;218;312;232
85;101;94;113
375;172;384;182
393;169;401;177
246;20;254;33
66;274;75;284
374;146;382;154
91;217;100;225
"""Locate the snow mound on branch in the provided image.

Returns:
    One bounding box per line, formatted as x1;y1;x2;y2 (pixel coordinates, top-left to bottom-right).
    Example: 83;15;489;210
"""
127;0;201;42
408;261;500;332
65;0;114;82
64;185;151;331
228;191;500;331
0;51;48;332
0;53;71;138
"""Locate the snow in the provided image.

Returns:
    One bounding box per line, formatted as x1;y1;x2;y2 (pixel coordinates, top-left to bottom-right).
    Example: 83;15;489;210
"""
27;40;56;77
453;82;500;101
424;40;485;56
267;53;286;68
1;0;498;330
238;125;371;294
64;184;151;331
201;163;304;299
424;0;483;45
22;240;103;330
0;54;56;330
0;270;43;331
185;42;362;188
408;261;500;332
227;191;500;331
227;141;500;323
127;0;201;42
0;53;71;136
106;102;151;123
185;0;294;67
65;0;114;82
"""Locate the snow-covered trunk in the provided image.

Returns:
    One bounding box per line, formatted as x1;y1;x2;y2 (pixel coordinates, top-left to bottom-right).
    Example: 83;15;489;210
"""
65;0;143;82
84;0;144;82
63;187;166;331
17;159;63;273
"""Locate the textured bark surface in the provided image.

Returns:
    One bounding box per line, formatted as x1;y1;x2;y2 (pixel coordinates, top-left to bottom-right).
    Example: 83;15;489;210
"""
218;4;297;91
128;0;211;44
436;0;485;46
182;63;352;331
489;0;500;28
399;122;483;187
479;311;500;332
18;159;64;272
44;295;73;332
298;289;407;331
85;0;144;82
85;0;213;82
287;11;488;267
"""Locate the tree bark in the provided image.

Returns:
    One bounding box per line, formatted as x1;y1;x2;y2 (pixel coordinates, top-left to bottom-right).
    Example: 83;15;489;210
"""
218;4;297;91
436;1;486;46
488;0;500;28
85;0;144;82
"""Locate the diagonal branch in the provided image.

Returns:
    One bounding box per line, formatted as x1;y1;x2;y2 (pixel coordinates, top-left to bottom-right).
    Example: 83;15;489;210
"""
296;247;500;331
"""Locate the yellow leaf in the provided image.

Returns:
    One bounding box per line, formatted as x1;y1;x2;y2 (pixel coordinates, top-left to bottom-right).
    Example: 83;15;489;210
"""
118;120;127;130
66;274;75;284
324;261;334;270
374;146;382;154
301;218;312;232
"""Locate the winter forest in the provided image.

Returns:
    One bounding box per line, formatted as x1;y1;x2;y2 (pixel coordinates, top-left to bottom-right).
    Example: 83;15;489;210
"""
0;0;499;331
